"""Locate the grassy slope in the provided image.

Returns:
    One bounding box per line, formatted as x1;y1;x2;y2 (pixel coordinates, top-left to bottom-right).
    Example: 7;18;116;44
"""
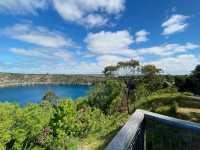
137;93;200;123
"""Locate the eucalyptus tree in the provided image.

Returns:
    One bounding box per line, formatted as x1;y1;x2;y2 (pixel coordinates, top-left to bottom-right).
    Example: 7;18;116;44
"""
117;60;141;76
142;64;162;79
116;60;141;113
103;60;164;114
141;64;164;91
103;65;118;77
103;60;141;114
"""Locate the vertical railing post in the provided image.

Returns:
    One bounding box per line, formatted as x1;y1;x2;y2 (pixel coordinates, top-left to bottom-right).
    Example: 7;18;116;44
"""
143;120;146;150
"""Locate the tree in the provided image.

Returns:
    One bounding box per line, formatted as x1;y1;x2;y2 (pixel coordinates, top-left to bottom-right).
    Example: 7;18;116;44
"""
174;75;187;91
142;64;161;79
88;80;123;114
174;65;200;95
192;65;200;75
103;60;141;114
184;65;200;95
42;91;59;107
141;64;164;91
117;60;140;76
116;60;141;113
103;65;117;77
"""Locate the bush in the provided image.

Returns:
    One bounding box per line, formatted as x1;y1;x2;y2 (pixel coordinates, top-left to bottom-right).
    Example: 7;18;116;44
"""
182;92;193;96
42;91;59;107
0;103;52;149
50;100;81;137
88;80;123;114
153;87;178;95
75;96;90;110
135;83;151;101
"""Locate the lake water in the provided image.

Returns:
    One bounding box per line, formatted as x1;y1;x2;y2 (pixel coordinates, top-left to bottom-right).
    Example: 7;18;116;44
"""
0;84;91;105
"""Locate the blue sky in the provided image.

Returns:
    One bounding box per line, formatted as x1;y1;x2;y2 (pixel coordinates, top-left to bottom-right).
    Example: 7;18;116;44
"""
0;0;200;74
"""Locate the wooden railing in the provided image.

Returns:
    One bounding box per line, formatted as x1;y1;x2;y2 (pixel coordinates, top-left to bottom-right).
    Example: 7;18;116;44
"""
105;109;200;150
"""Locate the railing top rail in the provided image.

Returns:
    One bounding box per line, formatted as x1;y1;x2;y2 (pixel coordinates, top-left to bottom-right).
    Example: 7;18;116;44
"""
105;109;200;150
139;109;200;132
105;110;144;150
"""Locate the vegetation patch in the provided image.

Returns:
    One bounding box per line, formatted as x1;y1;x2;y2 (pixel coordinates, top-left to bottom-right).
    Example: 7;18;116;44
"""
1;60;200;149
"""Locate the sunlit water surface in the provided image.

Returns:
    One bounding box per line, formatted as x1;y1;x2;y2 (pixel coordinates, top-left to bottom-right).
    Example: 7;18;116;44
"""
0;84;91;105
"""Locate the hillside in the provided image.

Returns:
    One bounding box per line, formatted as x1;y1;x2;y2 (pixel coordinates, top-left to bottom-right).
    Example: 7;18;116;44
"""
137;93;200;123
0;73;106;87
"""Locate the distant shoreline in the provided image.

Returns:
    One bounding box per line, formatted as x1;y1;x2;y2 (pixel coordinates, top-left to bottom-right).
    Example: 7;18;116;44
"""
0;82;93;88
0;73;106;88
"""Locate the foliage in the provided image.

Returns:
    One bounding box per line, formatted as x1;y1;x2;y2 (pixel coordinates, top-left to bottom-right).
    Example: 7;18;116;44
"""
135;83;151;101
142;64;162;79
136;92;200;119
145;76;166;92
88;80;124;114
174;65;200;95
103;66;117;77
174;75;187;91
0;92;128;149
50;100;80;137
0;103;18;149
141;65;168;92
42;90;59;107
1;61;200;149
102;60;165;114
0;103;52;149
75;96;90;110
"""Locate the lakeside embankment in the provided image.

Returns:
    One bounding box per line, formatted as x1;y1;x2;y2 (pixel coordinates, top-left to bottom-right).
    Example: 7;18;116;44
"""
0;73;106;87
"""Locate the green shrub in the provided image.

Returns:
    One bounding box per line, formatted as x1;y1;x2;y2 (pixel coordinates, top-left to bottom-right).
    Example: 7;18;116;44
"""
88;80;123;114
153;87;178;95
42;91;59;107
50;100;81;137
182;92;193;96
135;83;151;101
0;103;52;149
0;103;18;149
75;96;90;110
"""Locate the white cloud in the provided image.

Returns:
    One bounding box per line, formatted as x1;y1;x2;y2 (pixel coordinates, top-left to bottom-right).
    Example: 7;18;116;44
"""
138;42;199;56
146;54;200;75
0;0;48;15
10;47;73;61
6;46;200;75
10;48;47;57
0;0;125;27
4;24;74;48
162;14;190;35
53;0;125;27
63;55;130;74
135;30;149;43
84;14;108;27
85;30;138;57
97;55;129;67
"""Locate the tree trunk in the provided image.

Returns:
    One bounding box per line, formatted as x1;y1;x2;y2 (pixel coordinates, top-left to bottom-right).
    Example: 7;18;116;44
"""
126;87;130;114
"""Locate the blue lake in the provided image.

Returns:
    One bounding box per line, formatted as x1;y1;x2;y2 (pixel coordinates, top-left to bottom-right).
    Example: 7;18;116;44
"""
0;84;91;105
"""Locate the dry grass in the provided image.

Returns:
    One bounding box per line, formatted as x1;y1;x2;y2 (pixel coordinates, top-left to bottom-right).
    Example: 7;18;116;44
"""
177;107;200;122
137;93;200;123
